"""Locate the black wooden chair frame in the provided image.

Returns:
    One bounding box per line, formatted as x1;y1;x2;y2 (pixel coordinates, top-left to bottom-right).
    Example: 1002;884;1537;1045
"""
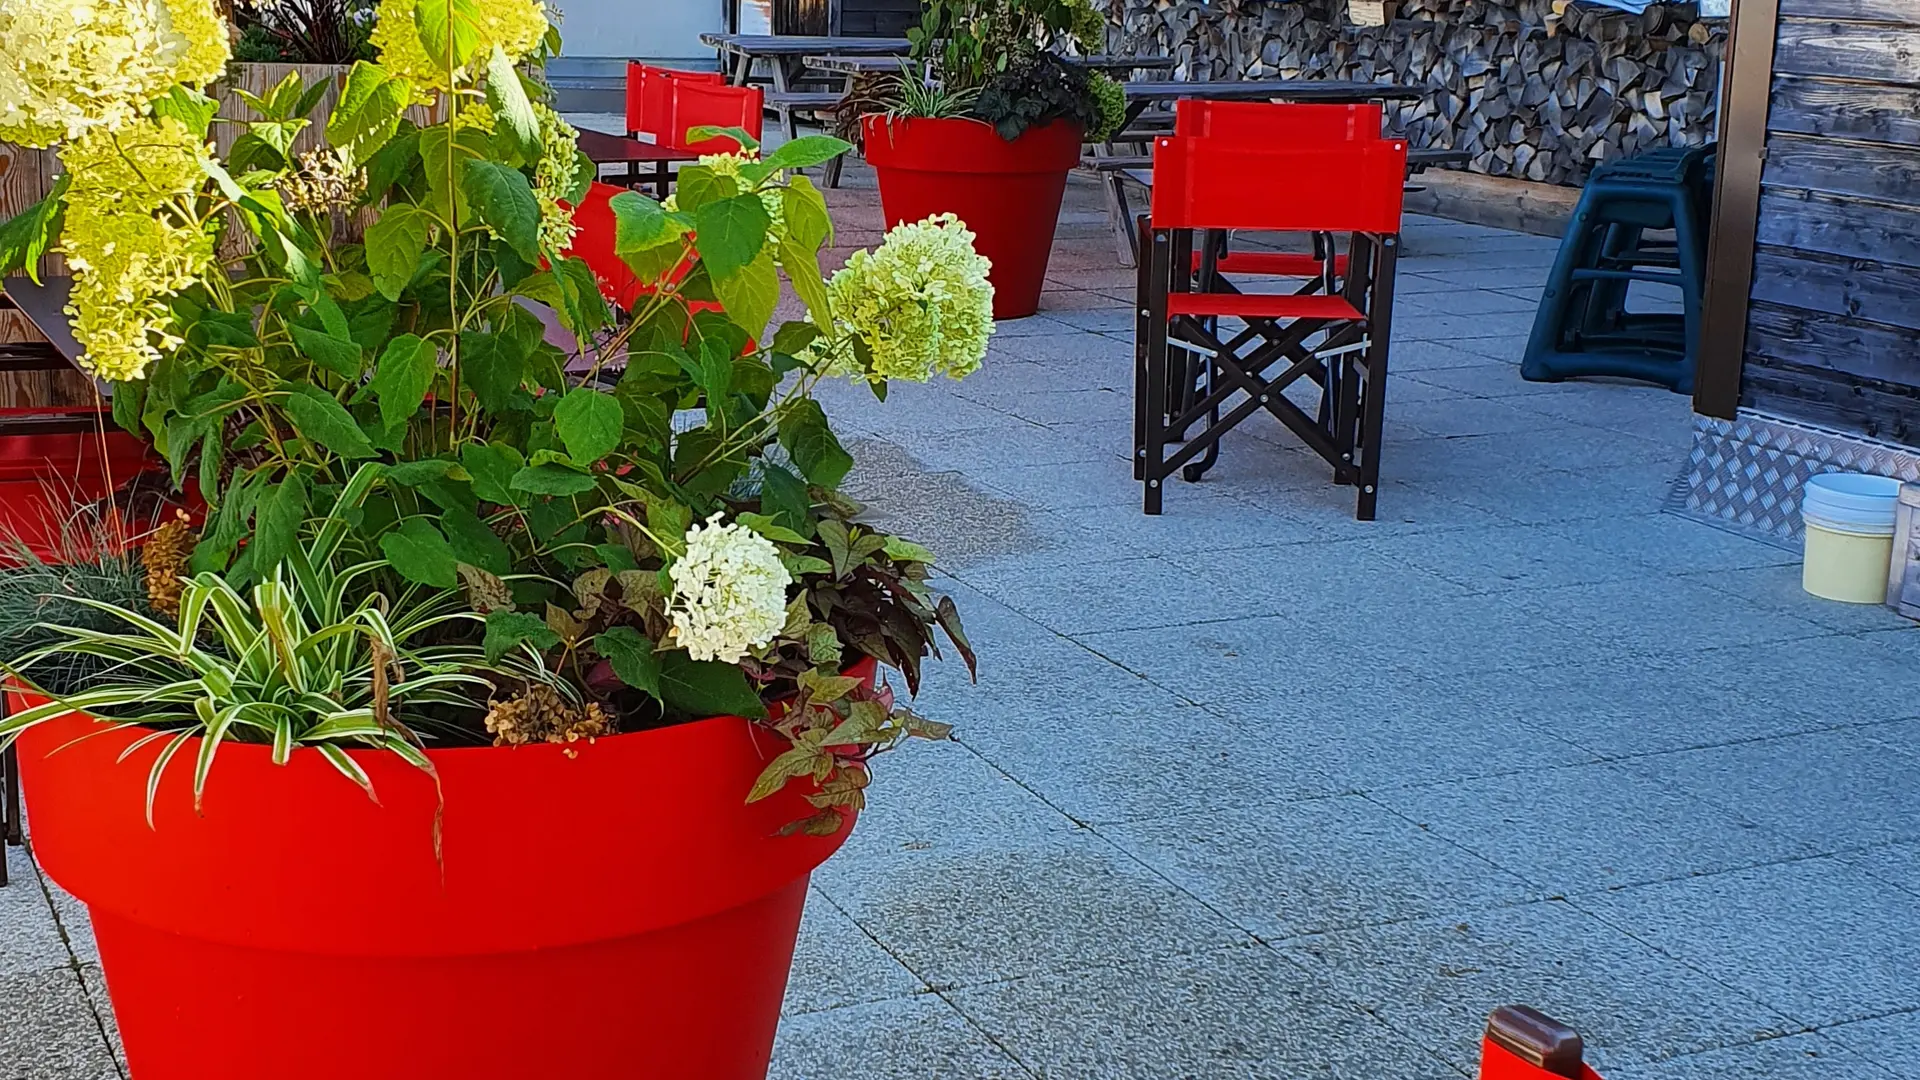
1134;219;1400;520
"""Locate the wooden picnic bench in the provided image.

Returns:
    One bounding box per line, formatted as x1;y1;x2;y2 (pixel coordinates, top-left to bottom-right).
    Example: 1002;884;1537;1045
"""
803;53;1180;76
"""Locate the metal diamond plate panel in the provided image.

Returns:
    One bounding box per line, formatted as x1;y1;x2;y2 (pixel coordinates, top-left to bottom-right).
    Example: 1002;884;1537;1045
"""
1671;410;1920;547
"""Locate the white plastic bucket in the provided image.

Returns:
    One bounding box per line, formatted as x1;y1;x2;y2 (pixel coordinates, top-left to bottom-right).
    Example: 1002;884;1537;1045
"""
1801;472;1901;604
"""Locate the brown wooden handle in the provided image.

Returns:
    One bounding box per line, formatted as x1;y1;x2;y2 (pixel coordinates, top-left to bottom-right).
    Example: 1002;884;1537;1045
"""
1486;1005;1585;1078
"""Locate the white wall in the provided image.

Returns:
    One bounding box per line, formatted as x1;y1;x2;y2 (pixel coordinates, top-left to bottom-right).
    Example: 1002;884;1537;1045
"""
553;0;724;60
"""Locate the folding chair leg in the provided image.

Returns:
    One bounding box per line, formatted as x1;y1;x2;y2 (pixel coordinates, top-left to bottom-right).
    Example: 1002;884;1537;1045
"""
1133;216;1153;481
1354;235;1400;521
1141;229;1173;515
824;152;844;189
1106;173;1139;267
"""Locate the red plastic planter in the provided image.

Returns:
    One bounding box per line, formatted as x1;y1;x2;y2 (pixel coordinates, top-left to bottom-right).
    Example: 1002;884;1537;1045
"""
0;409;168;563
14;659;873;1080
861;115;1084;320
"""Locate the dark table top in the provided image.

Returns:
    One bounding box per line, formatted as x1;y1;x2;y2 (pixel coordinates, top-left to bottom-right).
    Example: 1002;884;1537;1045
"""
576;129;701;164
1120;79;1423;103
699;34;912;57
805;53;1180;75
0;276;81;365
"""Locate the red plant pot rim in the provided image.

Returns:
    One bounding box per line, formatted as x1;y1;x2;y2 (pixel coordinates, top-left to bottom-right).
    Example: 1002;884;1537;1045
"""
11;656;876;958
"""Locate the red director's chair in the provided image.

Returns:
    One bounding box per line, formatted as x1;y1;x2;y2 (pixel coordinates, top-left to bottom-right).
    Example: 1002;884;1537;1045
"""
1134;133;1408;520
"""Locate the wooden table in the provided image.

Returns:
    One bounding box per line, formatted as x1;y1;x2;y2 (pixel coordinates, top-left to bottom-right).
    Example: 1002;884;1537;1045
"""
1117;78;1423;130
804;54;1180;76
576;129;700;199
698;33;911;87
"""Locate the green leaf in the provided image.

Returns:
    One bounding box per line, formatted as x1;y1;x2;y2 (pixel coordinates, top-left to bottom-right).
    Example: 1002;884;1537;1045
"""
442;507;512;574
385;459;456;486
152;86;219;138
511;463;598;496
463;160;542;263
759;462;812;534
414;0;481;69
659;652;766;719
883;536;938;564
326;62;409;166
552;389;623;464
553;256;610;335
759;135;853;173
250;472;308;573
713;250;780;339
364;204;430;301
694;195;772;279
736;512;809;545
684;124;760;153
484;45;541;163
371;333;438;429
770;321;820;358
483;610;560;664
462;441;525;504
283;385;377;459
610;190;682;251
379;518;458;588
671;166;737;212
287;322;362;378
648;498;693;553
460;330;526;413
782;174;834;251
777;235;833;329
0;181;66;284
595;626;661;698
777;398;853;488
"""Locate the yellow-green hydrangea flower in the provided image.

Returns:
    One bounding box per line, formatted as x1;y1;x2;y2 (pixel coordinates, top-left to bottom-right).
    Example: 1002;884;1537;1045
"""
531;102;581;252
371;0;551;95
0;0;230;148
822;213;994;384
57;116;216;382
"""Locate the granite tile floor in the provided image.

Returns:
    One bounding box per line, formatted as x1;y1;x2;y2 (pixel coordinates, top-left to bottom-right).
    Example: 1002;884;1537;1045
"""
4;161;1916;1080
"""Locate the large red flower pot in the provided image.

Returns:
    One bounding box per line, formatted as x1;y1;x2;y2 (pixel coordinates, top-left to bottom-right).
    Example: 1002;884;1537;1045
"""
13;661;873;1080
862;115;1084;321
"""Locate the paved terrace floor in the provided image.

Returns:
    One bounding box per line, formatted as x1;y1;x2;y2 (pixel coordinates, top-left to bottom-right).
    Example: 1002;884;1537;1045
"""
5;164;1918;1079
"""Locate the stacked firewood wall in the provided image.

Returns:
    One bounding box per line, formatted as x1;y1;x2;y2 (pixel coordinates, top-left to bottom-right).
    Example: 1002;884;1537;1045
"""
1109;0;1726;186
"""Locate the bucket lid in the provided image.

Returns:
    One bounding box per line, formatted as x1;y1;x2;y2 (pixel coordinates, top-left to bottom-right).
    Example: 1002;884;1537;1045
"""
1802;472;1901;534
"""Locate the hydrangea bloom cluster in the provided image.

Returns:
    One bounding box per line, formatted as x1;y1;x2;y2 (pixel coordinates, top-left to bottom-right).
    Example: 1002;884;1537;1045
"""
822;213;994;383
370;0;550;94
531;102;583;253
666;513;793;665
0;0;229;148
58;116;216;382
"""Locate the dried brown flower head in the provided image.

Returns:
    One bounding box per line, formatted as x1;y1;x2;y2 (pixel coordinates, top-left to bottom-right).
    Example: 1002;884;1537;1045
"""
278;148;366;215
484;684;615;748
141;512;196;617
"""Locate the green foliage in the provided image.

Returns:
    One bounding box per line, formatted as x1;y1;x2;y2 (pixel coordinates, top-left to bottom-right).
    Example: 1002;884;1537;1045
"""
892;0;1113;140
0;532;153;698
0;6;980;817
0;467;566;817
233;0;379;65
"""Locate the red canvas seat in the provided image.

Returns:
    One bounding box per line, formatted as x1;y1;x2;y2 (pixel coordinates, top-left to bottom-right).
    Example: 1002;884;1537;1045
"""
1134;133;1407;519
624;62;724;143
664;80;763;154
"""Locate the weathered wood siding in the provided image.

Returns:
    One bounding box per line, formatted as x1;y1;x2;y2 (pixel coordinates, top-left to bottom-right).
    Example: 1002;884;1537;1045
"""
839;0;920;36
1743;0;1920;445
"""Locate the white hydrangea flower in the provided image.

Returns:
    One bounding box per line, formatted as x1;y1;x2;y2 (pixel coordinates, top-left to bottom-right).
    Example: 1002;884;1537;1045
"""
666;512;793;665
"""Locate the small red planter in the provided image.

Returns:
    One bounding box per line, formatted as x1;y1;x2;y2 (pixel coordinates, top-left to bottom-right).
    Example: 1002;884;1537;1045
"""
0;408;167;563
862;115;1084;321
14;660;873;1080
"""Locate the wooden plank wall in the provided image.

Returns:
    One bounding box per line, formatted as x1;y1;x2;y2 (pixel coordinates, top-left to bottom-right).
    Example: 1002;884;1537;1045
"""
1743;0;1920;445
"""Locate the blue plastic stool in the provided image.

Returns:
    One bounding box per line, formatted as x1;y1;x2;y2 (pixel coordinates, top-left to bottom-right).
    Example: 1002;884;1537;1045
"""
1522;145;1713;394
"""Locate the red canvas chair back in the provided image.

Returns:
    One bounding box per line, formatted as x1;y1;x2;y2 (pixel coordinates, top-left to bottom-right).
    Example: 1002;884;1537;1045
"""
1149;136;1408;235
625;63;725;141
1173;99;1384;142
665;80;764;154
562;182;645;310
